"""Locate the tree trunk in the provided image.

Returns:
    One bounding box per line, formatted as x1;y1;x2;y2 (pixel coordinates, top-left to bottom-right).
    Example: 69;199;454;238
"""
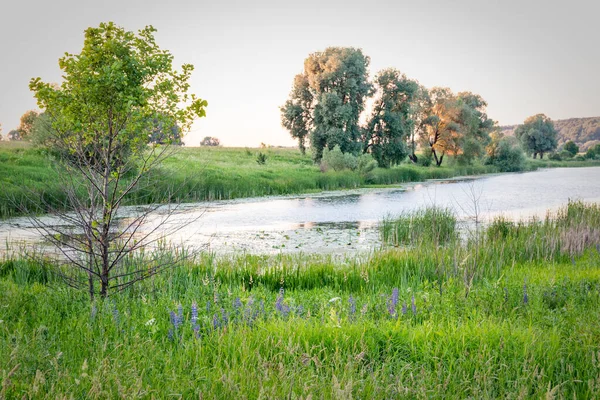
540;152;544;159
533;153;537;159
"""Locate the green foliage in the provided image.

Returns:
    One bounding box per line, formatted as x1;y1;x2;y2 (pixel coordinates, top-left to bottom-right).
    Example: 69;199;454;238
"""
320;145;377;173
281;47;372;161
485;134;526;172
563;140;579;156
256;151;267;165
364;68;419;167
514;114;558;158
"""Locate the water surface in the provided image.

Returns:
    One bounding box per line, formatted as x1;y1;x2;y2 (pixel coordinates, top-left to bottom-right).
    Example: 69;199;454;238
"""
2;167;600;255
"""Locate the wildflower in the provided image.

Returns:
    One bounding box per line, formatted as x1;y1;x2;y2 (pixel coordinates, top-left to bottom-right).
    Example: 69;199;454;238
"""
523;284;529;305
176;304;183;327
329;297;341;303
275;288;290;317
571;256;576;266
361;303;368;316
145;318;156;326
170;311;178;329
191;302;198;326
206;300;211;313
90;305;97;320
411;294;417;315
348;296;356;317
212;314;219;330
112;307;120;325
401;302;407;315
221;308;229;325
391;288;399;307
233;297;243;311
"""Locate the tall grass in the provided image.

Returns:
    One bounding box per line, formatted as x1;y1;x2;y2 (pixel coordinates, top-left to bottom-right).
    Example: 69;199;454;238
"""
1;202;600;397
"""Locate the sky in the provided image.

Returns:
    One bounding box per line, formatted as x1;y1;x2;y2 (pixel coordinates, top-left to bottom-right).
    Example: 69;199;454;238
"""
0;0;598;147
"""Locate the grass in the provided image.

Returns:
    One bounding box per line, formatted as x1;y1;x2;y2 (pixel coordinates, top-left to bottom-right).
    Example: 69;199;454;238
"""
2;142;600;219
1;201;600;398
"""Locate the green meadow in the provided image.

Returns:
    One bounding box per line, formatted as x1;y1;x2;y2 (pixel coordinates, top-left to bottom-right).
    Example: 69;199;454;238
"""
2;142;600;218
1;201;600;398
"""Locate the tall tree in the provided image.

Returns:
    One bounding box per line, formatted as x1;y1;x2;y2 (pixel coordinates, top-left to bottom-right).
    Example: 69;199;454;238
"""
454;92;495;165
420;87;461;166
29;22;207;299
363;68;419;167
514;114;558;159
281;47;372;161
407;85;430;164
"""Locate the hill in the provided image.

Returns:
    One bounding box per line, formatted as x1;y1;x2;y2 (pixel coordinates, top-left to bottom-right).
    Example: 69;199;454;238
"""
501;116;600;151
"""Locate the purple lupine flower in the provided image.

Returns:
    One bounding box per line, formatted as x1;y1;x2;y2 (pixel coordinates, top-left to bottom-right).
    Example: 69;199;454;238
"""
401;302;407;315
206;300;211;313
212;314;219;330
391;288;399;307
275;288;289;317
295;305;305;317
176;304;184;327
221;308;229;325
387;300;396;318
112;307;120;325
523;284;528;305
233;297;243;312
90;305;97;320
168;329;174;341
191;302;198;326
170;310;178;329
348;296;356;317
411;294;417;315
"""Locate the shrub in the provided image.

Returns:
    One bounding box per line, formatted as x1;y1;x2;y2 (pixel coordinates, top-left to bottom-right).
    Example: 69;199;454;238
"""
256;152;267;165
485;137;526;172
320;145;377;173
548;152;562;161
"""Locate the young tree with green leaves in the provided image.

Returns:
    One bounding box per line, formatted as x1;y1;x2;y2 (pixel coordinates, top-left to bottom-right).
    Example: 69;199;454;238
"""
514;114;558;159
29;22;207;299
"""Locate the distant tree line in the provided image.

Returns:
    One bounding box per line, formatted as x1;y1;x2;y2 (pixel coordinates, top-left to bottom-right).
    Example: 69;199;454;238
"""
280;47;574;171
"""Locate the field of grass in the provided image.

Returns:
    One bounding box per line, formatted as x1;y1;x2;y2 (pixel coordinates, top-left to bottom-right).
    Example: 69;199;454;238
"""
1;201;600;398
2;142;600;219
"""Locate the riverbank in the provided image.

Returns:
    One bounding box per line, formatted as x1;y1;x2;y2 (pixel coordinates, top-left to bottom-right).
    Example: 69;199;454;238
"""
2;143;600;218
1;202;599;398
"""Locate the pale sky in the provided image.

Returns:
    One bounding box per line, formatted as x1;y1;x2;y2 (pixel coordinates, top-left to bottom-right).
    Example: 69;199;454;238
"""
1;0;598;146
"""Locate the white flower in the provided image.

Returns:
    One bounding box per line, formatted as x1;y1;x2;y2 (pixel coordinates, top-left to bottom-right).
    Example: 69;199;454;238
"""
145;318;156;326
329;297;341;303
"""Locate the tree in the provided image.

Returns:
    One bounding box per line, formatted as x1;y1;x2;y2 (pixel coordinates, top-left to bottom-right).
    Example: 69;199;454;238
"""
420;87;461;166
563;140;579;156
200;136;220;146
17;110;40;140
7;130;21;141
363;68;419;167
454;92;495;165
29;22;207;299
281;47;372;161
407;85;430;164
514;114;558;159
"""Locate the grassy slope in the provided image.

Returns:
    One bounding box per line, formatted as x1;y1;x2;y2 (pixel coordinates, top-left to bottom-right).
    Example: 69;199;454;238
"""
2;142;600;218
1;202;600;398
